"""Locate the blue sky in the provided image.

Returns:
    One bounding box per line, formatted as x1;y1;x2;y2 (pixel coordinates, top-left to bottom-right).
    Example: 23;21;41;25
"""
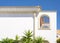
0;0;59;29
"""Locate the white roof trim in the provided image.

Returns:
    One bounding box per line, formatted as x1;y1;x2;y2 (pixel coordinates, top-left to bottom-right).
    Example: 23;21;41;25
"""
0;6;41;14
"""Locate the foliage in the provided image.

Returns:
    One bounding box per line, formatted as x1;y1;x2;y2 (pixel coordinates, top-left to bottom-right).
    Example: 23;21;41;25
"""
1;38;14;43
15;35;19;41
35;37;44;43
57;38;60;43
0;30;48;43
43;40;49;43
20;30;33;43
13;35;20;43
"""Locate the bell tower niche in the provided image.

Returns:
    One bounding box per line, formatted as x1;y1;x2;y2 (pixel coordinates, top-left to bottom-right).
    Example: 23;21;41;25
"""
40;15;50;30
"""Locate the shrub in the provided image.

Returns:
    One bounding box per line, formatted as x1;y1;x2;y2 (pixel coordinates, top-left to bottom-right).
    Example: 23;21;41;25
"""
0;30;49;43
20;30;33;43
35;37;44;43
43;40;49;43
1;38;14;43
13;35;20;43
57;38;60;43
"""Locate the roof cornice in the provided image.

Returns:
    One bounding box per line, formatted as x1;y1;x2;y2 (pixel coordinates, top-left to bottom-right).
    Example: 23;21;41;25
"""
0;6;41;14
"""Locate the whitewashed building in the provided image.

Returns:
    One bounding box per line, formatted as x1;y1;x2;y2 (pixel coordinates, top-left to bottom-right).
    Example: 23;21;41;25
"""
0;6;56;43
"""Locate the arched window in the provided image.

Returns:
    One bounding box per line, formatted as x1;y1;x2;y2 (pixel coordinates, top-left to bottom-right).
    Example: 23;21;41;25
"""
40;15;50;29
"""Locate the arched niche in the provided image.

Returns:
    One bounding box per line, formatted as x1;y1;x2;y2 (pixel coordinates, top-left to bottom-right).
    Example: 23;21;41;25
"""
40;14;50;30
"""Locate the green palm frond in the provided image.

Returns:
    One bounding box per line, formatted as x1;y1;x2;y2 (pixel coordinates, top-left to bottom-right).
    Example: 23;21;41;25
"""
20;30;33;43
35;37;44;43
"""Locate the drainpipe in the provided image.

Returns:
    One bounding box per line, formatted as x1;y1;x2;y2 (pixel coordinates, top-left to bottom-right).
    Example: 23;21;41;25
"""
33;13;36;43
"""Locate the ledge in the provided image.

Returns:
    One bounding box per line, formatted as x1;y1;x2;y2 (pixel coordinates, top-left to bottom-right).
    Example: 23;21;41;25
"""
0;6;41;14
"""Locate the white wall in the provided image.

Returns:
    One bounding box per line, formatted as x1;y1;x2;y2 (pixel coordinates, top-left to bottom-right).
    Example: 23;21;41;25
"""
35;11;57;43
0;16;33;40
0;11;56;43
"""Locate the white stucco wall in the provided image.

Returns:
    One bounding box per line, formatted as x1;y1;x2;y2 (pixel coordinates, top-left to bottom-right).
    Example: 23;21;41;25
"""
35;11;57;43
0;14;33;40
0;11;56;43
